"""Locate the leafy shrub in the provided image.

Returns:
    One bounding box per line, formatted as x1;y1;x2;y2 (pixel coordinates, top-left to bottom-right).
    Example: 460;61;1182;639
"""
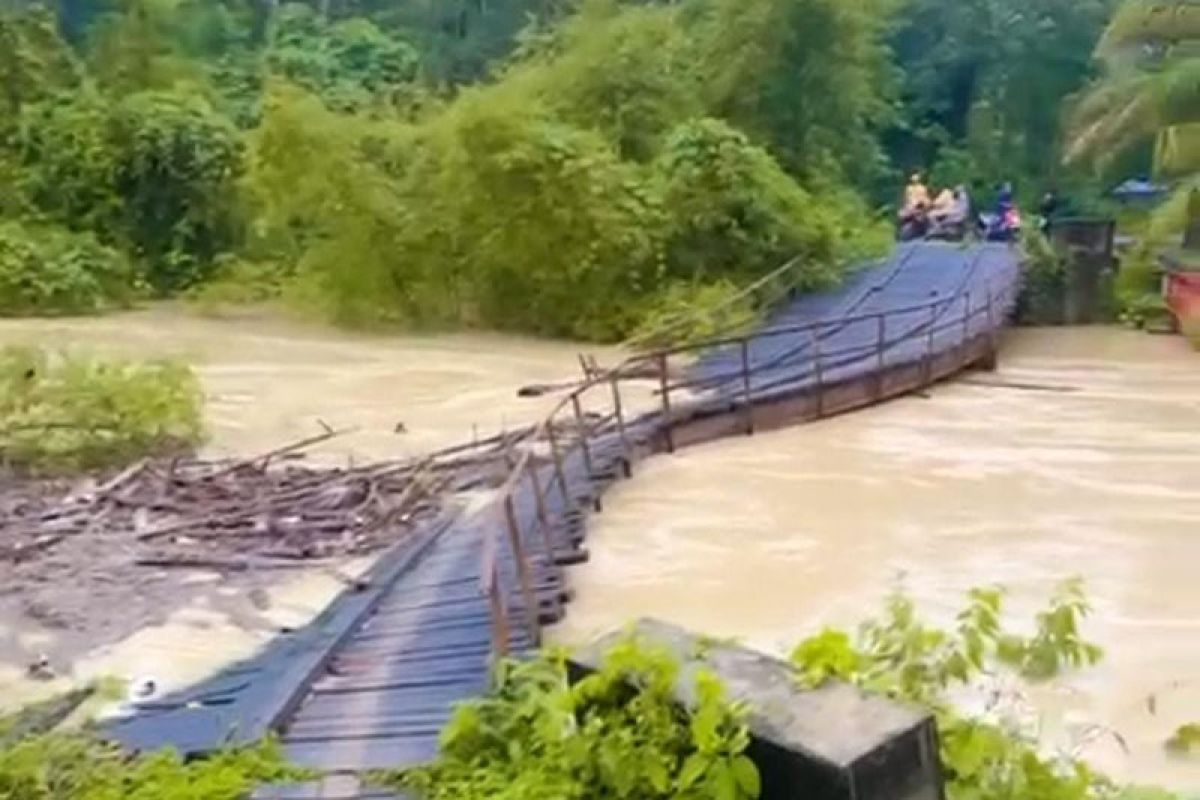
184;255;287;315
15;87;242;293
0;732;301;800
393;638;760;800
1020;231;1067;324
108;89;243;291
1114;245;1166;325
629;280;759;350
655;118;842;289
0;347;204;474
0;221;135;316
0;5;82;116
788;580;1172;800
14;93;122;233
1165;723;1200;755
522;2;700;162
443;100;665;341
269;5;420;113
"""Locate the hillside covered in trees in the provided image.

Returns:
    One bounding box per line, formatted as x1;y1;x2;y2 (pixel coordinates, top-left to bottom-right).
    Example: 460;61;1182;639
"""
0;0;1179;341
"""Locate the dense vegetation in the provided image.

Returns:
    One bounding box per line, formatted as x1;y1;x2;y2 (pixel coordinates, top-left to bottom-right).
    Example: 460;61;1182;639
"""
0;732;300;799
2;0;1162;341
0;0;888;340
393;638;759;800
1064;0;1200;324
0;346;204;474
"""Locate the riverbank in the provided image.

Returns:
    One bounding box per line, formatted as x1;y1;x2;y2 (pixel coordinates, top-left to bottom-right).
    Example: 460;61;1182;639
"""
552;326;1200;790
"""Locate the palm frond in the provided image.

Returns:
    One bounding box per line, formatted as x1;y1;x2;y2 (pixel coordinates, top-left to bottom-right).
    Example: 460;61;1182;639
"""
1156;122;1200;175
1149;175;1200;239
1156;55;1200;126
1099;1;1200;57
1064;71;1161;165
1066;52;1200;169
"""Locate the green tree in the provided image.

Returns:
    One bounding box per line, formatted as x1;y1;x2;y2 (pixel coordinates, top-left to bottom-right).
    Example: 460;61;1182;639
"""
654;118;842;287
87;0;204;93
890;0;1113;198
267;3;420;112
0;3;81;117
15;87;242;292
695;0;897;189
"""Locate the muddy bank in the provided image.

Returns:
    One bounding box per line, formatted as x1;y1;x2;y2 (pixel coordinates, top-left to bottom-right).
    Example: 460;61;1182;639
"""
553;327;1200;790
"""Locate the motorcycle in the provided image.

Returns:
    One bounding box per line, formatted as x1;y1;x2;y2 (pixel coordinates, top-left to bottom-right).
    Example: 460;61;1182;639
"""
897;206;930;242
926;215;969;242
978;207;1022;242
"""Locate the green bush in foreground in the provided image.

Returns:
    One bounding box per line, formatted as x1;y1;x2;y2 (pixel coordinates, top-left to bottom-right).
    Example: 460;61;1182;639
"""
0;583;1186;799
791;579;1173;800
0;733;299;800
389;638;760;800
0;347;205;474
0;221;136;316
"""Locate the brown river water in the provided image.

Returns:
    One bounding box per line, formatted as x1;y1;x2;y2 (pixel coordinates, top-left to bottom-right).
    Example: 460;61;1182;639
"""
554;327;1200;790
0;310;1196;788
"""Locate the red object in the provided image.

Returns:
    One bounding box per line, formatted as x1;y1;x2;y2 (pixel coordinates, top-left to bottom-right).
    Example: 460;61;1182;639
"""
1165;269;1200;325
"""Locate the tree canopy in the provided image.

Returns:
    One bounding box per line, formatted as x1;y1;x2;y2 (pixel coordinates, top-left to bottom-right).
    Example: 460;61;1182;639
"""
0;0;1173;337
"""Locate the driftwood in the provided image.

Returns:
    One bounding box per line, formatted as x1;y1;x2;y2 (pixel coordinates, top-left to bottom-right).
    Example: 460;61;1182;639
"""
517;359;687;398
0;426;520;568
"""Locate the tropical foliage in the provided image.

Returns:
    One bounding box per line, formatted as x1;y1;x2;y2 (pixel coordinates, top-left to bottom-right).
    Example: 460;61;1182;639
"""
890;0;1115;202
0;0;1150;336
0;0;893;340
1067;0;1200;235
392;637;760;800
0;731;301;800
791;580;1176;800
0;346;204;474
0;221;135;315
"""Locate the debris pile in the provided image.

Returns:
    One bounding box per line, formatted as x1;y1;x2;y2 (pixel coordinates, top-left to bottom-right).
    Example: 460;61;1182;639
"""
1;428;520;572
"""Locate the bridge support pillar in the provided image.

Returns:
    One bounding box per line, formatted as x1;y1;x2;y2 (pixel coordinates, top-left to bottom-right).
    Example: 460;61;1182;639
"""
572;619;945;800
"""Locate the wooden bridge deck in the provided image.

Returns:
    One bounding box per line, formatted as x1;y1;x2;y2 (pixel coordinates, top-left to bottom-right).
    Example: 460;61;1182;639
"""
105;242;1022;792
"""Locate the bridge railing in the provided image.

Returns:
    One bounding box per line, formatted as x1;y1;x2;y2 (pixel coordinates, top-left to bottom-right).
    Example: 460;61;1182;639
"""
479;270;1018;658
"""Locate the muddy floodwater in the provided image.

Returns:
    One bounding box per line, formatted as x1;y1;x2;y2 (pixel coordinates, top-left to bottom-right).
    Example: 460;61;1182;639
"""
0;307;622;462
554;328;1200;790
1;311;1197;789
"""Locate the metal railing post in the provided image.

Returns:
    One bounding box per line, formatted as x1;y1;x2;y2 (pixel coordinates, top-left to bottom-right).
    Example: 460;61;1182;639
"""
546;424;571;507
811;327;824;417
526;463;561;579
739;338;754;435
923;295;937;385
960;289;969;343
504;495;541;645
961;290;971;364
986;282;996;336
488;573;509;658
659;352;674;453
570;394;595;478
609;376;632;477
984;281;1000;370
874;314;886;400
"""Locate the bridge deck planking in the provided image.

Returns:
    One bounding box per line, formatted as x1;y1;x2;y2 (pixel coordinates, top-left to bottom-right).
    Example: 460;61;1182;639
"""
107;243;1021;795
